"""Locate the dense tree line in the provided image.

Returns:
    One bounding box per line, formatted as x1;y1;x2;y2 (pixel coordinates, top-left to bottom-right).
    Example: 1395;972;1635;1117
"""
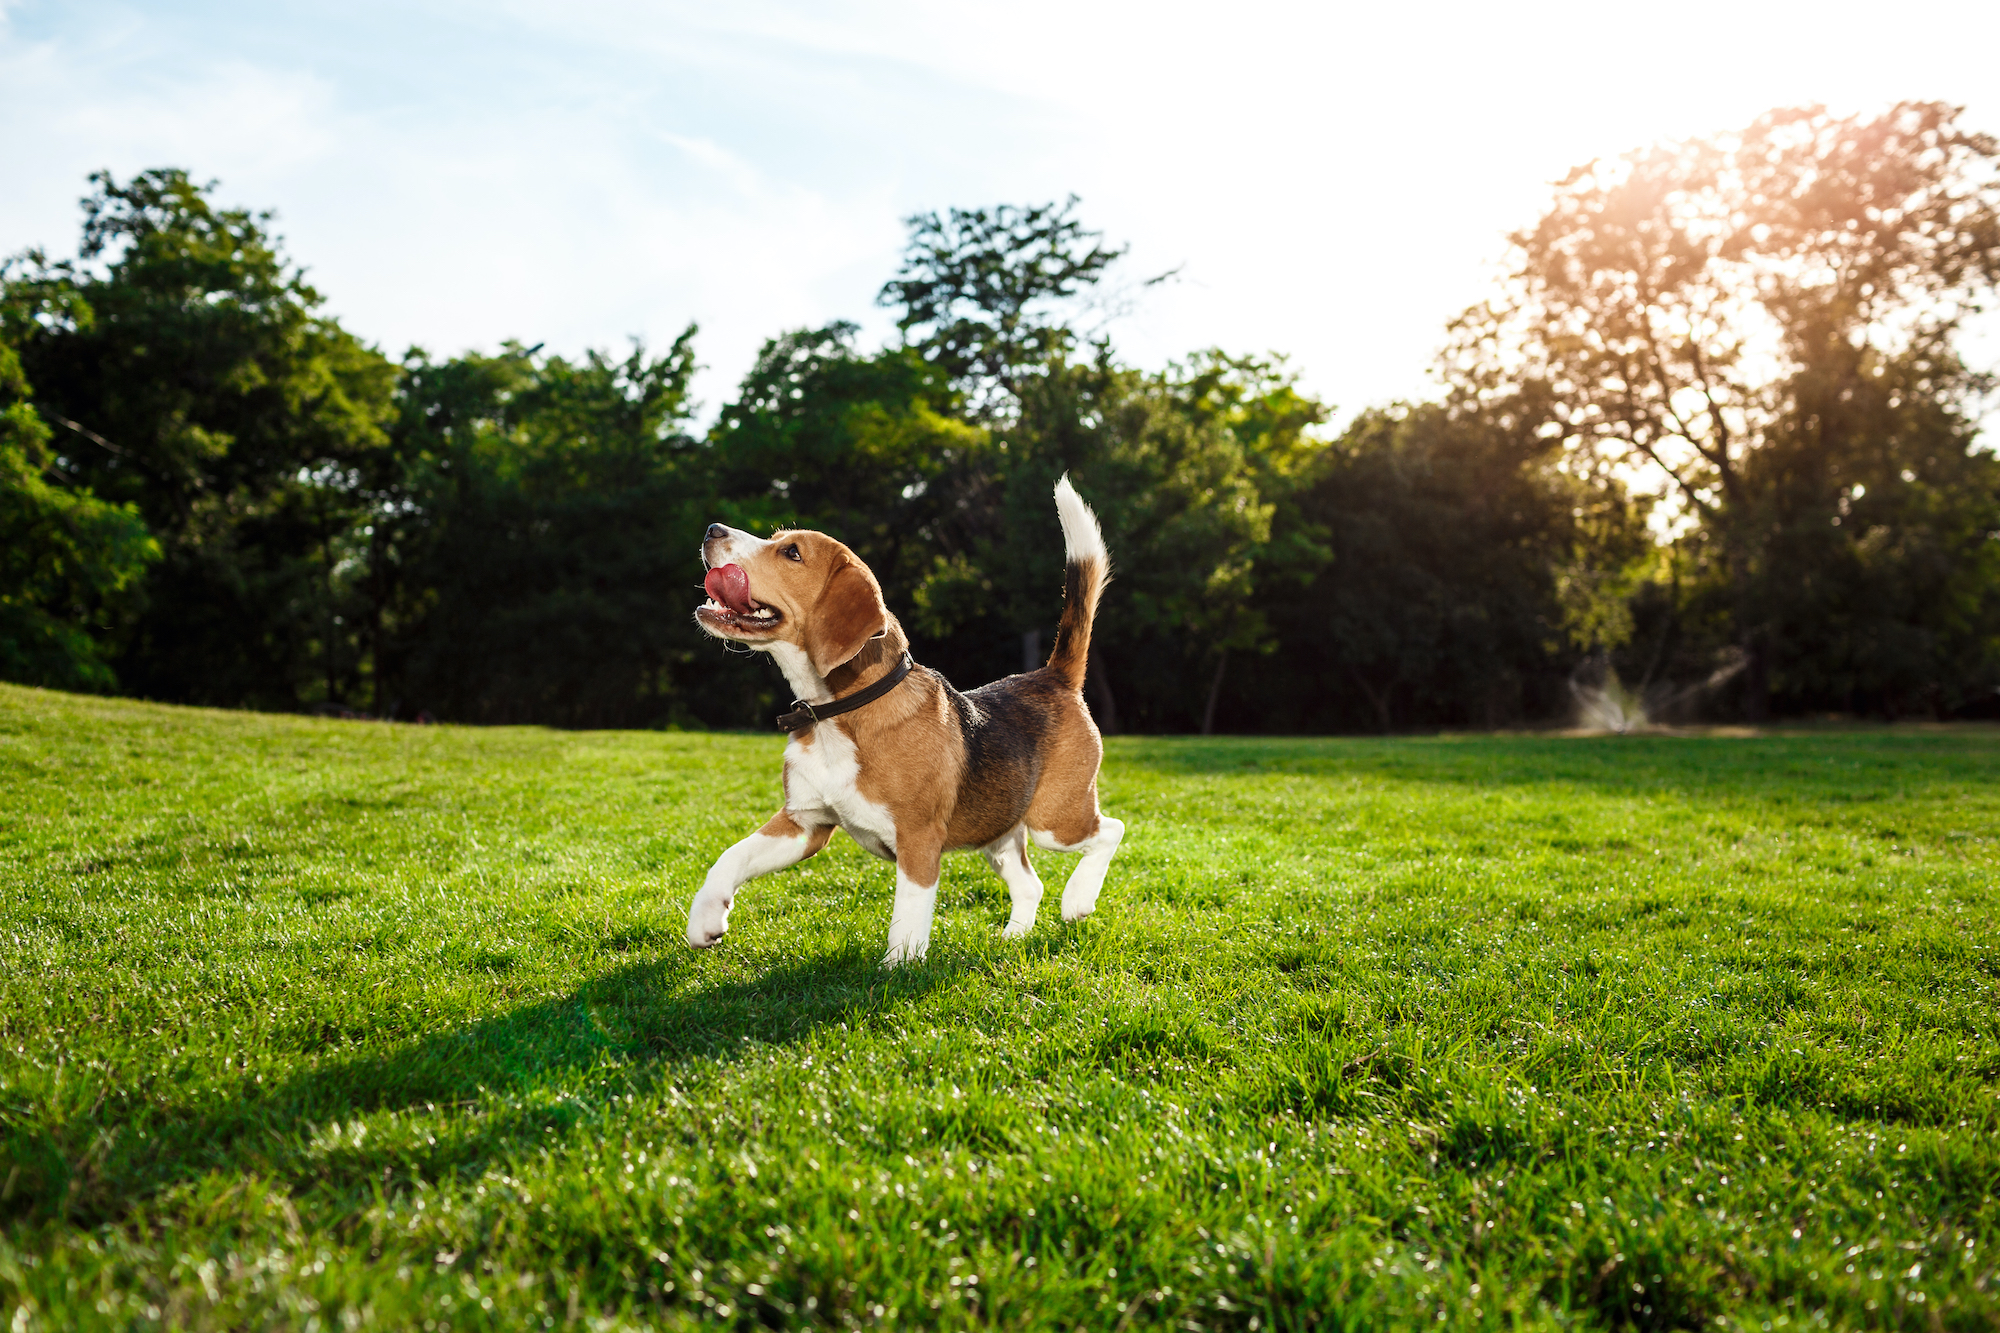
5;103;1999;731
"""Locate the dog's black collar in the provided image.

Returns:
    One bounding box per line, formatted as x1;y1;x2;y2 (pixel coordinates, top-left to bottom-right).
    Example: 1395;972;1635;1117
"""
776;651;915;734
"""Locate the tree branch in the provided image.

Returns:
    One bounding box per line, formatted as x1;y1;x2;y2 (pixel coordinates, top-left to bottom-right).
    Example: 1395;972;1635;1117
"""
41;407;130;459
1587;424;1720;524
1632;302;1744;509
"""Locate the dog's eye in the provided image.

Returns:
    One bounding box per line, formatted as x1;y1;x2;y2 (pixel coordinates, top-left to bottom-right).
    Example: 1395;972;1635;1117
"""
781;543;802;562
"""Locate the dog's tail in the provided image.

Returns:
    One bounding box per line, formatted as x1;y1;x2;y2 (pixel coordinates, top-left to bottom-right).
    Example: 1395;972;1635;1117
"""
1045;474;1111;692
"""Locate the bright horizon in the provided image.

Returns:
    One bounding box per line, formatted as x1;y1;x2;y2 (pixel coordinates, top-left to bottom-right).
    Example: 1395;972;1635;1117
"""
5;0;1998;428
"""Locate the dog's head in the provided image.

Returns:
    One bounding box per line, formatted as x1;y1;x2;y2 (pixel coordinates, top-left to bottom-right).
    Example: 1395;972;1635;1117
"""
697;524;888;676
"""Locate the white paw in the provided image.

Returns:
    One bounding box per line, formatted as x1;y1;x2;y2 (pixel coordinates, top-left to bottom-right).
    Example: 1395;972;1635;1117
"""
1001;917;1034;939
1061;897;1097;922
686;892;732;948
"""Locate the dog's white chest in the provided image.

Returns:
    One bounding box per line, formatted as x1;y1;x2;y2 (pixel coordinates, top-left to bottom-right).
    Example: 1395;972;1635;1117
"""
785;725;898;860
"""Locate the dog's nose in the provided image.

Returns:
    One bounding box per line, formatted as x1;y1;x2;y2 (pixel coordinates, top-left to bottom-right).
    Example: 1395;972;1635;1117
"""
705;523;727;540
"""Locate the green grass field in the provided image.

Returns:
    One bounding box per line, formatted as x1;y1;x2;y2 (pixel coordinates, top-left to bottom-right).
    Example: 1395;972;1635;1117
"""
1;683;1995;1331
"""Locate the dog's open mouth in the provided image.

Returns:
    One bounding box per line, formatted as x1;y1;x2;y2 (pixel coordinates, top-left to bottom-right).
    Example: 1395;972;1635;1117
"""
698;563;782;634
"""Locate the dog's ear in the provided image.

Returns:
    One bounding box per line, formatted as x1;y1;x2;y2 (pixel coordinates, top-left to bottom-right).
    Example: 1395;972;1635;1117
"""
806;559;888;676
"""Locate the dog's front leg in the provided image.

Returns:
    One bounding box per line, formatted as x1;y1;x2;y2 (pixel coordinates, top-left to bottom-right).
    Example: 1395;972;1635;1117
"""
883;833;945;966
687;812;832;948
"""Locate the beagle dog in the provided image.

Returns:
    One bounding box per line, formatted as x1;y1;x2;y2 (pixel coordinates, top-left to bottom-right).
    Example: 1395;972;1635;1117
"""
687;476;1124;964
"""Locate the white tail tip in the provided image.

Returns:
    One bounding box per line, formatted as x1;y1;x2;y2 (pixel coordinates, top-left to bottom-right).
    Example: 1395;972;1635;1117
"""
1053;473;1107;565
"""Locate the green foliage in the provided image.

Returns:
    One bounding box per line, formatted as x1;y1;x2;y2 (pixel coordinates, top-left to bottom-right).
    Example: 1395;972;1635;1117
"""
1739;341;2000;715
880;197;1126;412
707;323;990;597
2;686;1995;1327
10;134;1997;731
695;329;1327;733
379;334;705;727
1002;353;1289;731
0;282;158;691
1235;400;1646;733
0;416;157;693
5;168;396;709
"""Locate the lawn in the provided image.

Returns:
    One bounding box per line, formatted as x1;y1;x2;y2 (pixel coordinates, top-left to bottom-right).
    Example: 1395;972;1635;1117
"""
0;683;1995;1331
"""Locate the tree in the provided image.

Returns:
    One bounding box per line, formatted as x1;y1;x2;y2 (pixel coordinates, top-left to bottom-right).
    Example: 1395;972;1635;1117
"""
1234;399;1642;733
6;169;396;708
871;197;1307;728
706;325;989;587
0;280;157;689
904;350;1306;732
1449;102;2000;716
879;197;1126;414
381;335;706;727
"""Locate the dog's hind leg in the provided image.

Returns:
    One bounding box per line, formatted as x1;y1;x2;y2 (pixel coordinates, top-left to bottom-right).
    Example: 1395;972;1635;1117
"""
1030;814;1126;922
1022;698;1121;923
687;811;832;948
982;824;1044;938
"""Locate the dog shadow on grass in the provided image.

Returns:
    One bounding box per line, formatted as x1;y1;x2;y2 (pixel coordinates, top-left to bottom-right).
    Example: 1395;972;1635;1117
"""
40;937;1018;1227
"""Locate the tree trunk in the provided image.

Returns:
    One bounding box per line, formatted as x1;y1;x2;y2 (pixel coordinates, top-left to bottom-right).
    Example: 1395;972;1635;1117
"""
1201;650;1228;735
1351;668;1394;733
1740;628;1769;722
1088;655;1119;735
1723;519;1769;723
369;520;387;716
321;506;339;707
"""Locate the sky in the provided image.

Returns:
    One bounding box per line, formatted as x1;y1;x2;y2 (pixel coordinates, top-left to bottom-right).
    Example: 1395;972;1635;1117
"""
5;0;1999;425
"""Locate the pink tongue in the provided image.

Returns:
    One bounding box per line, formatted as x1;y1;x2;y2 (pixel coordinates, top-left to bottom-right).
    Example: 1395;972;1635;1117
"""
704;563;756;615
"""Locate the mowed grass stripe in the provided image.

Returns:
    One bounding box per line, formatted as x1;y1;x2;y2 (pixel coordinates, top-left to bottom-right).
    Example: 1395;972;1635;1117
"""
0;683;1995;1331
